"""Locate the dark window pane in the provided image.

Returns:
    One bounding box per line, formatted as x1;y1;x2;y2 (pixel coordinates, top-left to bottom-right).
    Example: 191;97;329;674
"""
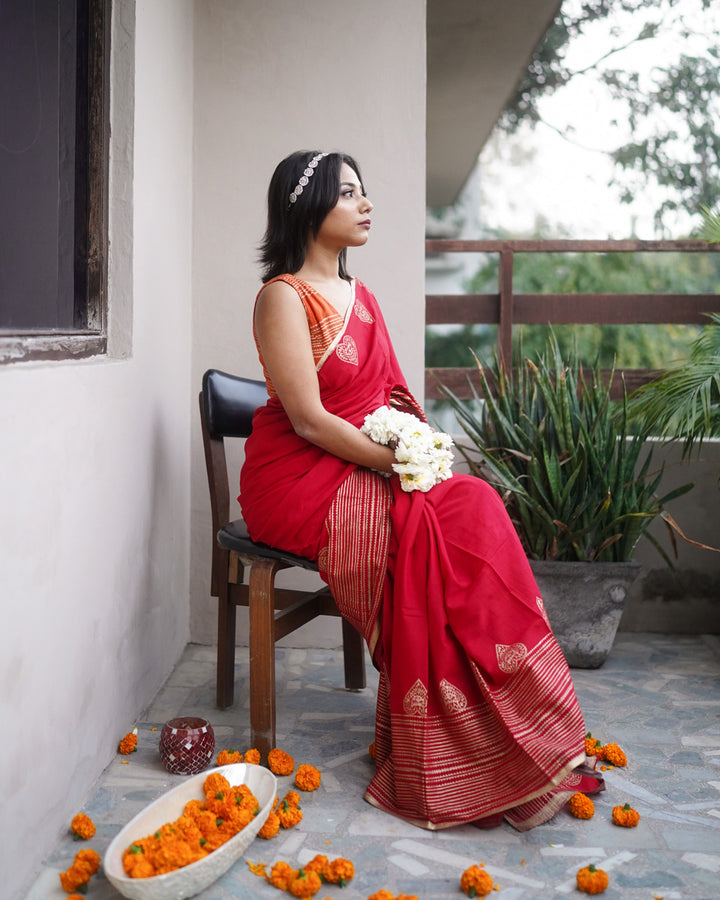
0;0;106;354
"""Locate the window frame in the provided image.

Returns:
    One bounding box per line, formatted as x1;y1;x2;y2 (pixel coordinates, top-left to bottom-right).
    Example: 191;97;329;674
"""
0;0;110;365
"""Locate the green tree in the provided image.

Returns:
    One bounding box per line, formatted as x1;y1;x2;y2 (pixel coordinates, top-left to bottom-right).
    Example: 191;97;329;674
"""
605;53;720;231
499;0;719;232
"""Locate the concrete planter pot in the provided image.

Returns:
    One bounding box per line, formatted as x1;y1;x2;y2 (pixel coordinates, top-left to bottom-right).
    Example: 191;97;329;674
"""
530;560;641;668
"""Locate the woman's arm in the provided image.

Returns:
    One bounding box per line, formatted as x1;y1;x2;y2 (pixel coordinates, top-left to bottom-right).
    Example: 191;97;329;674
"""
254;281;396;474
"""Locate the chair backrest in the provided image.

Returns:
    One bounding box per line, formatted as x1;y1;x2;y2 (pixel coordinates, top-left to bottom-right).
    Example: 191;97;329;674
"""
200;369;268;594
202;369;268;440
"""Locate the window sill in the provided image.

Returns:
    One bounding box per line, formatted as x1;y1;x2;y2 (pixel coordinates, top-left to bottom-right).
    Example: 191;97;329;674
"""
0;332;107;365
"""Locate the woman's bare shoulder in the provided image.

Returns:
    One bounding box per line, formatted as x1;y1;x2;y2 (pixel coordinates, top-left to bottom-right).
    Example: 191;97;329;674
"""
255;278;308;337
257;277;300;304
255;278;305;321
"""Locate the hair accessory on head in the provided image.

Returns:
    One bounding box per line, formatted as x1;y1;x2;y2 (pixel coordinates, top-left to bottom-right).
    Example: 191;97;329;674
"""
288;152;328;206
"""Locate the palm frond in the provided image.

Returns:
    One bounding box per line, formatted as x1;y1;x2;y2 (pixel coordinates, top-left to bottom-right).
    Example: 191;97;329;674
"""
629;318;720;456
700;205;720;243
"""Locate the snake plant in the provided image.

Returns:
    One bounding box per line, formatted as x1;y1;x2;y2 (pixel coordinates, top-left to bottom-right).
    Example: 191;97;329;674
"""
441;335;693;563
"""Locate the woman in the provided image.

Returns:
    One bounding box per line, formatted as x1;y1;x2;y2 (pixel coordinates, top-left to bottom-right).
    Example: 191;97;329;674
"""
240;150;601;831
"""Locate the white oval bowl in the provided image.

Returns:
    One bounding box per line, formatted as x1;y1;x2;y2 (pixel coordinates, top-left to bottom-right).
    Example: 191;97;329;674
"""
103;763;277;900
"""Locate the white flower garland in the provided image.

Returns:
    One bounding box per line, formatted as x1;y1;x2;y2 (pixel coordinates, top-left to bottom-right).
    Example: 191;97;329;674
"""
361;405;454;493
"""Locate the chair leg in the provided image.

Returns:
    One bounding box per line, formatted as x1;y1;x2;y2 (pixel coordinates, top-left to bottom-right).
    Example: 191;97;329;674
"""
216;577;237;708
342;618;366;691
248;557;281;761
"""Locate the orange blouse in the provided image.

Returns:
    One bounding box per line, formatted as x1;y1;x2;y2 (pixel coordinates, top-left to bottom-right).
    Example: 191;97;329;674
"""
253;274;348;398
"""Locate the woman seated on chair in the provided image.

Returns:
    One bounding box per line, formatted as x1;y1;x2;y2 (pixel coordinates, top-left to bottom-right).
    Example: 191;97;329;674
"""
239;150;602;831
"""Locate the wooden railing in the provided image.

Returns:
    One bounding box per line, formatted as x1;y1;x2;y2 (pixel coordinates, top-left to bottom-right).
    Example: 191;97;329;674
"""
425;238;720;400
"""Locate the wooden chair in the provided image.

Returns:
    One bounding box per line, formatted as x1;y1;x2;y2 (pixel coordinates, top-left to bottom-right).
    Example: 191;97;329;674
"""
199;368;366;758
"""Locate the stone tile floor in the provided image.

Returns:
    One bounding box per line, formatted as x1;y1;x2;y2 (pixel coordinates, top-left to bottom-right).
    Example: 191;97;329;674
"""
28;633;720;899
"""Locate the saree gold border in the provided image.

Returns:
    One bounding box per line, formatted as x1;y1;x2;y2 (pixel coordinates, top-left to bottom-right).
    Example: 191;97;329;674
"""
364;749;587;831
321;468;392;647
316;279;357;370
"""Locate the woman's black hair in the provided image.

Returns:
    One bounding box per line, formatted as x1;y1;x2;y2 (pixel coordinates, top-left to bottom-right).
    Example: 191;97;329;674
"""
258;150;364;283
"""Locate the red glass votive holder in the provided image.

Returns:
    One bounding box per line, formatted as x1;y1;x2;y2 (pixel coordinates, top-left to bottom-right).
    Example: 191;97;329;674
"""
159;717;215;775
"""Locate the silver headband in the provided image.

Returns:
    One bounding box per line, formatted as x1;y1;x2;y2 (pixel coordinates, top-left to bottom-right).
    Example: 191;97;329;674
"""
288;152;328;206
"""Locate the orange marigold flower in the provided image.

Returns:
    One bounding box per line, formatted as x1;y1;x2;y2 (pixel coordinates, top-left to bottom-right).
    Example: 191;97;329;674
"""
244;748;261;765
70;813;96;840
612;802;640;827
131;855;157;879
460;864;494;897
222;804;254;832
216;749;243;766
60;847;102;891
59;863;91;893
397;895;420;900
268;748;295;776
175;816;203;846
295;764;322;792
367;892;395;900
193;809;220;838
267;860;298;890
119;731;138;755
204;772;231;798
601;742;627;767
233;783;260;815
67;895;86;900
183;798;205;818
153;837;199;873
304;853;329;875
323;857;354;886
584;732;602;757
247;860;267;877
288;868;323;898
123;843;156;879
369;741;376;759
276;800;303;829
258;812;281;839
75;848;100;876
576;863;609;894
568;792;595;820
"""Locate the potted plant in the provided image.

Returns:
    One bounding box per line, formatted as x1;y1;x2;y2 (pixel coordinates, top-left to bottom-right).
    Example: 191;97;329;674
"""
440;334;694;667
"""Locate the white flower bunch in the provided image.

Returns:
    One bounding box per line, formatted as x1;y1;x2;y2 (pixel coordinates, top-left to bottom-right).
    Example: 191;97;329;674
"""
361;405;454;493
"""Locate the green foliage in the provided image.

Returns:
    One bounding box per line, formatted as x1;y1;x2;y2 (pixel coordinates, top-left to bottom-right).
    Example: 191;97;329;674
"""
498;0;720;231
441;335;693;563
426;324;496;368
701;205;720;242
628;312;720;456
606;54;720;231
426;245;719;370
500;0;675;133
627;214;720;455
467;247;720;296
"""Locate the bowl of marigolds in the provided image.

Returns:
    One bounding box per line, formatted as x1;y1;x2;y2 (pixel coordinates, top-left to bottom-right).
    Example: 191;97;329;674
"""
104;763;276;900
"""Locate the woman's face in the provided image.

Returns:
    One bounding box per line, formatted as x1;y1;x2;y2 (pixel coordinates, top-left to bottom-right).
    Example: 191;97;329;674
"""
315;162;374;251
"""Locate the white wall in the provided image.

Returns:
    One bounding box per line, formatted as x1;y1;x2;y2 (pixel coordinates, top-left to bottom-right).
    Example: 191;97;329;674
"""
190;0;428;646
0;2;195;897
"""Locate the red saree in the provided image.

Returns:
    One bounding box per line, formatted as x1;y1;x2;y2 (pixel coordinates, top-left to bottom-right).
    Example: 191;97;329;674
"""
240;275;587;831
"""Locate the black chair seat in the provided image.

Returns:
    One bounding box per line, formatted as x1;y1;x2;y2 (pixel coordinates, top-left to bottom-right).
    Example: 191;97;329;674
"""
218;520;320;572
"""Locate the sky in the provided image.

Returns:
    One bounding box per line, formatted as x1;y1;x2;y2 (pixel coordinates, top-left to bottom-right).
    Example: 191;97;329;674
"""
476;0;720;240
